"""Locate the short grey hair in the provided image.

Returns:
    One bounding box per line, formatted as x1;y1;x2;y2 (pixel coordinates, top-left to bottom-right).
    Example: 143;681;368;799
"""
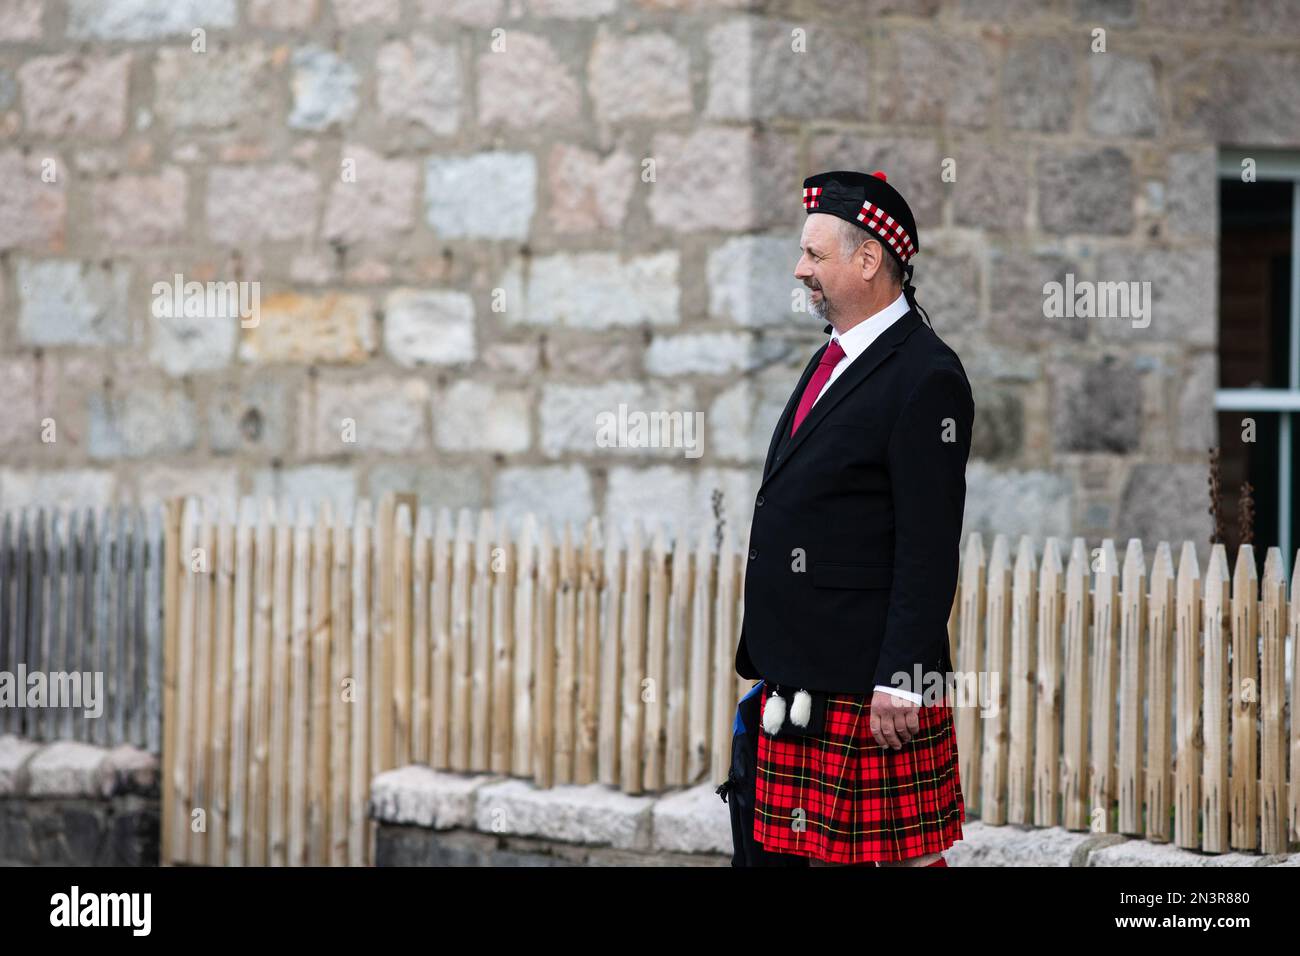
831;216;904;287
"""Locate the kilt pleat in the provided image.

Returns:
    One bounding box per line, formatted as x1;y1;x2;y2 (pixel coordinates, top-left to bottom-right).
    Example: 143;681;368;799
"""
753;683;964;864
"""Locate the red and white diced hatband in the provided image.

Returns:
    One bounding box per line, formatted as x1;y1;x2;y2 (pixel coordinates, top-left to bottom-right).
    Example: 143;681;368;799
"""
856;200;916;263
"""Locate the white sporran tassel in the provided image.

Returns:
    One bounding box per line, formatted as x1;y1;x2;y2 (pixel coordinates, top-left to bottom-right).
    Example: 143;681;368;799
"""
761;687;787;734
790;688;812;727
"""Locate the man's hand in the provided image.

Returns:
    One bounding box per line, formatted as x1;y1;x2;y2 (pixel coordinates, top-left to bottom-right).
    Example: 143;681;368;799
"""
870;690;920;750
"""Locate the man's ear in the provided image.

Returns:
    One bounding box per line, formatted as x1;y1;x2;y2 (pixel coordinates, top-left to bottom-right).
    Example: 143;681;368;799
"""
859;238;885;283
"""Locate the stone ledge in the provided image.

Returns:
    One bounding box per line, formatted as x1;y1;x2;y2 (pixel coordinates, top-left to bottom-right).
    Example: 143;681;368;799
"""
651;782;731;855
27;741;112;797
369;765;500;829
1087;840;1292;867
474;778;656;851
105;744;159;797
949;819;1296;867
0;736;158;798
944;821;1092;866
0;735;41;796
376;825;730;867
367;769;1299;866
370;768;729;854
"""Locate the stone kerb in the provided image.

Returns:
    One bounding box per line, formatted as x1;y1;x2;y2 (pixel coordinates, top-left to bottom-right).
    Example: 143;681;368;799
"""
368;766;1300;867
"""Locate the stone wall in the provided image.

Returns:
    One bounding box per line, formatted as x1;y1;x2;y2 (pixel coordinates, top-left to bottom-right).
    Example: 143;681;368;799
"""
2;0;1298;554
0;735;160;865
367;765;1300;866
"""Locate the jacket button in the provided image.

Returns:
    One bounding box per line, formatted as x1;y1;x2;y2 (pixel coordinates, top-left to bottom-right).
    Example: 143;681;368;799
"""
748;548;757;560
756;495;764;506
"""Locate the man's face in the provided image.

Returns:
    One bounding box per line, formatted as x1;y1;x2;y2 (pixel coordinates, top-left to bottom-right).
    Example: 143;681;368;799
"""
794;214;861;324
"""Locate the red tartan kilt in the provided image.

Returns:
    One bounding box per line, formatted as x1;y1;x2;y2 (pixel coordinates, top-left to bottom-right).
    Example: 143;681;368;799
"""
754;684;965;864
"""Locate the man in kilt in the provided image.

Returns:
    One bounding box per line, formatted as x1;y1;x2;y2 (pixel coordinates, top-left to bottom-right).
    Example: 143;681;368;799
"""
730;170;973;868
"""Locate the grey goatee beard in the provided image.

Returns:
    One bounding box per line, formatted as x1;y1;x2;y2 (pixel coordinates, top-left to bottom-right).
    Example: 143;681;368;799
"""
809;290;829;323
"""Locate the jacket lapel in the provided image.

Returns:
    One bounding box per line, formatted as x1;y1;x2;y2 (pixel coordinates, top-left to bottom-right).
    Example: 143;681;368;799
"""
760;341;825;482
759;310;923;491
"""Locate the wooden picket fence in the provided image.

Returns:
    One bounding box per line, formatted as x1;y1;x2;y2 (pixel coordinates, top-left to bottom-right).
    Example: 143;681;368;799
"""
0;505;163;750
4;493;1297;864
163;494;1300;866
955;534;1300;855
160;492;749;866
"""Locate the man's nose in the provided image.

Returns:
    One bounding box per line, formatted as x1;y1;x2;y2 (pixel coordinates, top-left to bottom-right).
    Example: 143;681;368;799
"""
794;257;812;280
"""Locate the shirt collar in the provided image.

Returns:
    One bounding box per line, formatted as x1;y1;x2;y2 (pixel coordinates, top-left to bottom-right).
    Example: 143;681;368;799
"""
828;290;910;363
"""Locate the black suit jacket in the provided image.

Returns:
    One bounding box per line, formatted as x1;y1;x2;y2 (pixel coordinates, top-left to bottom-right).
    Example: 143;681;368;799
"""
734;308;974;696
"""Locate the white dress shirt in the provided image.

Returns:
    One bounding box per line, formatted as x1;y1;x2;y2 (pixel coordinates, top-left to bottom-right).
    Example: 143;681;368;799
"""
810;291;924;706
815;290;911;404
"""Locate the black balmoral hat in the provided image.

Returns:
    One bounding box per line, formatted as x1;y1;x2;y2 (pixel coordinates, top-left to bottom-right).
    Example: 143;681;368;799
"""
801;168;931;327
802;169;918;266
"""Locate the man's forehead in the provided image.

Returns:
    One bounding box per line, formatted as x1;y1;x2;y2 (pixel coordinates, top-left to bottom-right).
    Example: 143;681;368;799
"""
799;214;835;249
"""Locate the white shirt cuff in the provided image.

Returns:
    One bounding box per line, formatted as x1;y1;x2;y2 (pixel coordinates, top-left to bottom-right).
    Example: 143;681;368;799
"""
874;684;922;705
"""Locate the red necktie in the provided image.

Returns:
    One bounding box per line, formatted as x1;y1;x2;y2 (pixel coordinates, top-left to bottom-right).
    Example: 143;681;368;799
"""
790;338;845;436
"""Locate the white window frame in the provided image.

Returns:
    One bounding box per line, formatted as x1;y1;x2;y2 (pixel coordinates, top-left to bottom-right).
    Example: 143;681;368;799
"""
1215;149;1300;571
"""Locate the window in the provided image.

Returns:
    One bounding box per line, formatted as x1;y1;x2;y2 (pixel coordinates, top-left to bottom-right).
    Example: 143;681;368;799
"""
1216;150;1300;571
